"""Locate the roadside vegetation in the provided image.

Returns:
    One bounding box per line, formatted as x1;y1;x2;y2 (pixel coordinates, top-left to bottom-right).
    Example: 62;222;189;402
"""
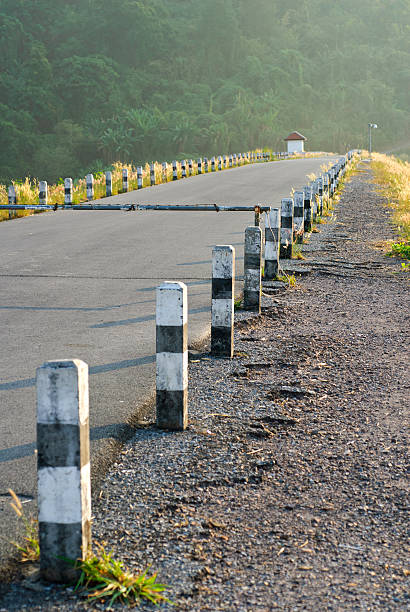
372;153;410;261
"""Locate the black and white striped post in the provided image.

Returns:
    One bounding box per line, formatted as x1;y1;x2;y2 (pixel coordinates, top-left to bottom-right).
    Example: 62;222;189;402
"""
303;185;313;232
36;359;91;583
156;282;188;431
311;182;318;221
204;157;209;173
280;198;294;259
197;158;202;174
229;155;233;168
181;160;186;178
162;162;167;183
233;154;237;166
293;190;305;243
188;159;193;176
211;157;216;172
64;178;73;205
122;168;128;193
86;174;94;201
323;173;329;205
150;163;156;186
218;156;222;171
211;245;235;358
223;155;227;168
8;185;17;219
317;177;324;214
39;181;48;205
105;171;112;197
264;208;281;279
244;226;262;313
172;160;178;181
137;166;143;189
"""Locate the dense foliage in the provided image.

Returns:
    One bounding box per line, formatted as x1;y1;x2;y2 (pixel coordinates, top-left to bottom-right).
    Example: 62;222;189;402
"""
1;0;409;181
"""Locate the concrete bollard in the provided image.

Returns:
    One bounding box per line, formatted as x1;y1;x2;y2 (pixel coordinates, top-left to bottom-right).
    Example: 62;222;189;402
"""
280;198;294;259
86;174;94;201
233;154;237;166
172;160;178;181
223;155;227;168
293;190;305;243
39;181;48;205
36;359;91;583
211;157;216;172
197;158;202;174
156;282;188;431
64;178;73;205
303;185;313;232
317;177;324;214
137;166;143;189
218;156;222;171
244;226;262;313
264;208;281;279
122;168;128;193
323;173;329;204
181;160;186;178
188;159;193;176
162;162;167;183
229;155;233;168
204;157;209;173
149;163;155;186
8;184;17;219
105;171;112;197
211;245;235;358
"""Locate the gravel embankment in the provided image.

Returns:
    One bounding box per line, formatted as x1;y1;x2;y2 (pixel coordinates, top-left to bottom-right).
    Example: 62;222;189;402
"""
1;163;408;611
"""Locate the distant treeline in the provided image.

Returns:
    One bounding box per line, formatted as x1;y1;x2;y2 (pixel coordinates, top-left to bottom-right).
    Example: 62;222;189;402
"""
1;0;409;182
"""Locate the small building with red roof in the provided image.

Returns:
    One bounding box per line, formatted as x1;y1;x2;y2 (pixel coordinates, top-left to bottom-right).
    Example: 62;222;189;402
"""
284;131;306;154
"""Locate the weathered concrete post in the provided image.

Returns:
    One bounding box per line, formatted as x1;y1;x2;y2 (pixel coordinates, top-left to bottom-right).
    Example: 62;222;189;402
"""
188;159;193;176
317;177;324;214
311;182;318;221
162;162;167;183
172;161;178;181
303;185;313;232
223;155;227;168
280;198;294;259
122;168;128;193
293;190;305;243
181;160;186;178
86;174;94;201
105;171;112;197
264;208;281;279
218;156;222;171
197;158;202;174
8;185;17;219
204;157;209;173
229;155;233;168
323;173;329;206
156;282;188;431
211;157;216;172
37;359;91;583
64;178;73;205
244;226;262;313
39;181;48;205
137;166;143;189
150;163;156;186
211;246;235;358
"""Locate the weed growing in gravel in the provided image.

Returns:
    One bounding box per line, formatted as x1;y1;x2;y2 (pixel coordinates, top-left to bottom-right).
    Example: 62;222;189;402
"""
8;489;39;562
277;273;297;287
292;244;306;260
372;153;410;253
234;297;243;310
70;543;172;608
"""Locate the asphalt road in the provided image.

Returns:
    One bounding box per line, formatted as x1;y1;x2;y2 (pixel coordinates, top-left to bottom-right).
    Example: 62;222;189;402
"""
0;157;335;567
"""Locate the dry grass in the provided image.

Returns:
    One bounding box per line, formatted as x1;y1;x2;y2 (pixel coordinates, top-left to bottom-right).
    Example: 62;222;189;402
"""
372;152;410;244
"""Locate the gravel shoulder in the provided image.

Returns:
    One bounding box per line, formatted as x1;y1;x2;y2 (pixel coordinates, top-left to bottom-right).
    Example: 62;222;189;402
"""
1;162;409;610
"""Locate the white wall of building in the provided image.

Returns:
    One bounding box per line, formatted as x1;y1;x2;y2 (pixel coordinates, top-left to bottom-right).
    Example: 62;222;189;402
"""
287;140;305;153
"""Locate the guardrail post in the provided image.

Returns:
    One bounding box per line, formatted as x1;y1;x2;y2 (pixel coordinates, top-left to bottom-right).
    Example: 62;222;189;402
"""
311;182;318;221
105;171;112;197
264;208;280;279
188;159;193;176
211;245;235;358
280;198;294;259
122;168;128;193
197;158;202;174
293;190;305;243
39;181;48;205
218;156;222;171
211;157;216;172
156;282;188;431
150;163;156;186
204;157;209;173
303;185;313;232
86;174;94;201
137;166;143;189
8;185;17;219
162;162;167;183
37;359;91;583
317;177;324;214
181;160;186;178
172;160;178;181
229;155;233;168
244;226;262;313
64;178;73;205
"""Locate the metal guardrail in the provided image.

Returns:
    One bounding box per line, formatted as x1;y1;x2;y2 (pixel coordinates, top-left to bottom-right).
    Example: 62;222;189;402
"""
0;203;271;213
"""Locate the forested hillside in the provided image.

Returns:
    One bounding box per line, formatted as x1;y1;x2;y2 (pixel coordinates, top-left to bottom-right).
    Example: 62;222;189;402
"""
1;0;409;181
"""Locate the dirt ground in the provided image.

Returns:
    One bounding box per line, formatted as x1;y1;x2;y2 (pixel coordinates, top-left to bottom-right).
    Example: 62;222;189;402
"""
1;162;408;611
